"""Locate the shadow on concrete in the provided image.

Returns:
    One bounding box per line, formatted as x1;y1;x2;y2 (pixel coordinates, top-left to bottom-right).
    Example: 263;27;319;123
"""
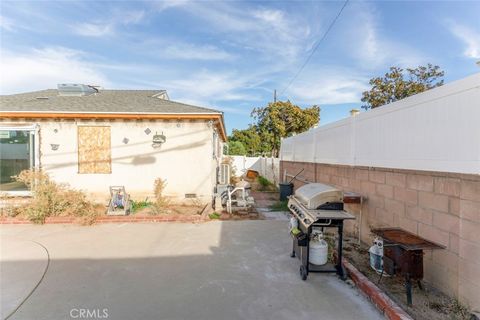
1;221;383;320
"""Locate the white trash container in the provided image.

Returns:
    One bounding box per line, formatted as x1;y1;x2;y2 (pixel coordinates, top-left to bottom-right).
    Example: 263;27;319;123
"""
309;238;328;265
369;237;384;273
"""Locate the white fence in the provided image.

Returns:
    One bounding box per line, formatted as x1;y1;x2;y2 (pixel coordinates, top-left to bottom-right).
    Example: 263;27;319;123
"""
280;73;480;175
230;156;280;184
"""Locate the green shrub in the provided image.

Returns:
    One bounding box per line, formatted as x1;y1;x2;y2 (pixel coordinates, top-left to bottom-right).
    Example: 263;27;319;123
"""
269;200;289;211
257;176;273;191
131;198;153;213
13;170;96;224
209;212;221;219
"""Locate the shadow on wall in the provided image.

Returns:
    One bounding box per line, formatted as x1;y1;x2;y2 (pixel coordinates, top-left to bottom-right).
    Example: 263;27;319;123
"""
130;156;156;165
43;139;208;170
42;129;209;158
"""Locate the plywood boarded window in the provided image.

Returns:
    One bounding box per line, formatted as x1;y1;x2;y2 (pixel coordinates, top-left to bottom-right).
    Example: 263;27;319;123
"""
78;126;111;174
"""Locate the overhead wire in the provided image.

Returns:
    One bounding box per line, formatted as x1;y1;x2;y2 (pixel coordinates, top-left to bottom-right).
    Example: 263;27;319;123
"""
278;0;350;99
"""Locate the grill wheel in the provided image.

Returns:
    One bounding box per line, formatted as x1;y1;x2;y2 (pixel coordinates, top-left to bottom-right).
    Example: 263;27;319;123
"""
300;265;308;281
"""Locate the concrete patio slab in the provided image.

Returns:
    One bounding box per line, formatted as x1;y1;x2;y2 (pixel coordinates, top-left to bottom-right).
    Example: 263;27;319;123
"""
1;221;383;320
256;208;290;221
1;236;49;319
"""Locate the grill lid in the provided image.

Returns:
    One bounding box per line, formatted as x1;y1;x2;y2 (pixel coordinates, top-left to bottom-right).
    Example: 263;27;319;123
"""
294;183;343;209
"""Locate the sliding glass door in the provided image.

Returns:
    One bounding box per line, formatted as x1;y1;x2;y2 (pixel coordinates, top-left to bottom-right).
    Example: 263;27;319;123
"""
0;128;35;191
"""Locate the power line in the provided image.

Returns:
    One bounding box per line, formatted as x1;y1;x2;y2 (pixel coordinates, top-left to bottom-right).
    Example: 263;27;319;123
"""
279;0;350;98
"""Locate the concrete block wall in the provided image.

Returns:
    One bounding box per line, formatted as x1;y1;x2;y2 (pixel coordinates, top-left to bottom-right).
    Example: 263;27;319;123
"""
281;160;480;311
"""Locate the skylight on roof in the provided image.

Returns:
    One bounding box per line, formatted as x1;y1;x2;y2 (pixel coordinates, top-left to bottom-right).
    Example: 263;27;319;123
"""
57;84;98;96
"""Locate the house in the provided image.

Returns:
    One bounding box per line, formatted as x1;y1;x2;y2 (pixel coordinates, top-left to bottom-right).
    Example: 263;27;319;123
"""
0;84;226;203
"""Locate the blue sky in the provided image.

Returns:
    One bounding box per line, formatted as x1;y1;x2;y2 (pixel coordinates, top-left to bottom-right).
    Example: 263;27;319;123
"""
1;1;479;134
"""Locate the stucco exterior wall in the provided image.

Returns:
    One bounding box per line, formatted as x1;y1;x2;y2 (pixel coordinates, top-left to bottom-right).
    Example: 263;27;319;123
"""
1;118;220;203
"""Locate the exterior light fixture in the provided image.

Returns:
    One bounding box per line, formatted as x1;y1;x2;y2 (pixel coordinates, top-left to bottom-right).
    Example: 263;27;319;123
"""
152;131;166;148
50;144;59;151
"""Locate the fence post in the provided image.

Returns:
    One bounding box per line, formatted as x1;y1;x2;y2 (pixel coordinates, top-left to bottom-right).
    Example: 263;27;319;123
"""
351;115;357;166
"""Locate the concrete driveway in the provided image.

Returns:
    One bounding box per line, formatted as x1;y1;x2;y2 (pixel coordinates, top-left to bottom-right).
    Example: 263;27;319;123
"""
1;221;383;320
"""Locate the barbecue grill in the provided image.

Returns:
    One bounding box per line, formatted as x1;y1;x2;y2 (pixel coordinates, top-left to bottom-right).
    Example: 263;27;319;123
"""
288;183;355;280
372;227;445;305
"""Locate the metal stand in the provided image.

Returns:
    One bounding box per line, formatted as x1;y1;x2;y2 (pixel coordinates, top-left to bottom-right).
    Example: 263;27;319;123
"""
107;186;131;216
372;227;446;307
291;219;346;281
220;185;254;214
405;274;412;306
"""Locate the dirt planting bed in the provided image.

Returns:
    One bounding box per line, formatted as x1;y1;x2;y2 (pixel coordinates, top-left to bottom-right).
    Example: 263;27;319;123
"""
342;237;470;320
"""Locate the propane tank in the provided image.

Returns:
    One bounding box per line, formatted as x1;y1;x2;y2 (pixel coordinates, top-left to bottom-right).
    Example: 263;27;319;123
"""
289;216;298;231
369;237;384;273
309;230;328;265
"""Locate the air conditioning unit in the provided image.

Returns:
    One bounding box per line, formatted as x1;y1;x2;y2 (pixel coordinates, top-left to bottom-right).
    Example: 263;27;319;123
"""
218;164;231;185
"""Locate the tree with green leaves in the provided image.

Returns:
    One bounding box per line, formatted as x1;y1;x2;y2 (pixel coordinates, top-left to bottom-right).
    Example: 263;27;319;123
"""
251;101;320;157
361;64;444;110
226;140;247;155
227;101;319;157
228;126;267;156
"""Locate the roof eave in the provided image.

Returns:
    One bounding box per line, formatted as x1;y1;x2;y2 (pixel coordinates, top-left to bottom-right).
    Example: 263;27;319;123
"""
0;110;222;115
0;111;227;141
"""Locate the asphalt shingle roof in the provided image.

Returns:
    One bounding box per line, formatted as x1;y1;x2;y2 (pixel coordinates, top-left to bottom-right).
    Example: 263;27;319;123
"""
0;89;222;114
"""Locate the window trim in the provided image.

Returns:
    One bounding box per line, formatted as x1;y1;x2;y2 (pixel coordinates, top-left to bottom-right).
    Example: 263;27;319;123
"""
0;124;39;197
